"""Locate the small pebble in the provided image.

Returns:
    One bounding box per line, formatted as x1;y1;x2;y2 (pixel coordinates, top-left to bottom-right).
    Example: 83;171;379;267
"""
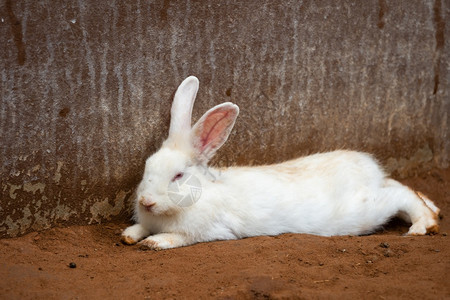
442;232;447;236
69;262;77;268
380;242;390;248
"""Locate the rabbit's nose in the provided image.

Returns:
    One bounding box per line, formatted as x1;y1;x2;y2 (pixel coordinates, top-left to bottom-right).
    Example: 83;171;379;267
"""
139;196;156;211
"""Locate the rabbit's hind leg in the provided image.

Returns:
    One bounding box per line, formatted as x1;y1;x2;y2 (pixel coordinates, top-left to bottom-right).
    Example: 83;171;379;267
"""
409;191;440;235
382;179;439;236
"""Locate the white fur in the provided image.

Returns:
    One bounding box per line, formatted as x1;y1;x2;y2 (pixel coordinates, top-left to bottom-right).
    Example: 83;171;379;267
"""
122;76;440;250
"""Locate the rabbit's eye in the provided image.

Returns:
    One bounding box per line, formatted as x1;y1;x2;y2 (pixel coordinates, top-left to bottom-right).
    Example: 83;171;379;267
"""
172;172;184;182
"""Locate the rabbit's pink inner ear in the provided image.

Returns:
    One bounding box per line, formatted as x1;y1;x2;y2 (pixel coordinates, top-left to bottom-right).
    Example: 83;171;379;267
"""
192;105;238;160
198;111;230;150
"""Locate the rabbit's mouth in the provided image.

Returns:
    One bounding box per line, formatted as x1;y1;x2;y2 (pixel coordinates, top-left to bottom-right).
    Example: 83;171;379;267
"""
142;204;154;212
139;197;156;213
140;202;174;216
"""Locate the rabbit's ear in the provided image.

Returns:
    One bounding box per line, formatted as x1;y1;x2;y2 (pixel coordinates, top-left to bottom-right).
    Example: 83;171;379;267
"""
191;102;239;163
169;76;199;138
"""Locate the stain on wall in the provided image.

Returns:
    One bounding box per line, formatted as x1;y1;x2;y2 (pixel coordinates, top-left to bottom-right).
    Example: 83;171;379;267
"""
0;0;448;238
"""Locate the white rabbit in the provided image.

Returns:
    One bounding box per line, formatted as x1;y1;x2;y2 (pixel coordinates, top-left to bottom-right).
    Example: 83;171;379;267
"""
121;76;440;250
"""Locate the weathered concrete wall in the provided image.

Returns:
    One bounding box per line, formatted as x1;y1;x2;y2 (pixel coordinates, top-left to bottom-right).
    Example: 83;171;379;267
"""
1;0;448;237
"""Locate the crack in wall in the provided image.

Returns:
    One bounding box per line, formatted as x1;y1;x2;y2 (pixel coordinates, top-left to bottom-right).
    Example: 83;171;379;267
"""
432;0;445;95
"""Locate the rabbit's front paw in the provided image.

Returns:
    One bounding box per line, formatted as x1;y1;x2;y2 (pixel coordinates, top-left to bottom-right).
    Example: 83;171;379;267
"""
121;235;137;245
138;237;163;251
137;233;190;250
121;223;150;245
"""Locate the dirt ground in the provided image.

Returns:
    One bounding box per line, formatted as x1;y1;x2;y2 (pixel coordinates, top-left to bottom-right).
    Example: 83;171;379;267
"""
1;168;449;299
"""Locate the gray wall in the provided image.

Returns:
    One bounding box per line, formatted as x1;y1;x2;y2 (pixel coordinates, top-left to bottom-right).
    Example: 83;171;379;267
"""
1;0;448;238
